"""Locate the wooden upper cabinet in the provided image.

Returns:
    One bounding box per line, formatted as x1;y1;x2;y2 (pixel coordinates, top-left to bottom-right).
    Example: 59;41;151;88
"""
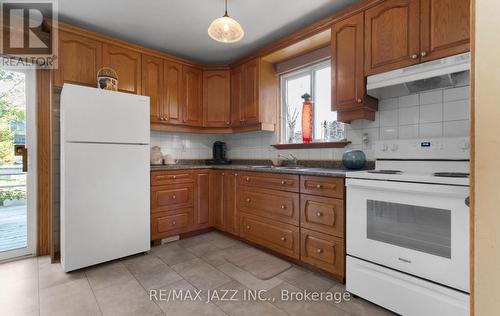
141;54;163;122
242;59;260;125
102;44;141;94
230;65;244;126
203;70;231;127
163;61;183;125
364;0;420;75
420;0;470;62
332;12;377;122
54;31;102;87
182;66;203;126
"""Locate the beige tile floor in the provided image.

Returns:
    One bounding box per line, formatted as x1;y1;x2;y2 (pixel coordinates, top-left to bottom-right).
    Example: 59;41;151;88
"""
0;231;396;316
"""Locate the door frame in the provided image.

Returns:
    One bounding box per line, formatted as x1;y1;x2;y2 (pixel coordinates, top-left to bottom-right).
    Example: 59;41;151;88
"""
0;68;37;261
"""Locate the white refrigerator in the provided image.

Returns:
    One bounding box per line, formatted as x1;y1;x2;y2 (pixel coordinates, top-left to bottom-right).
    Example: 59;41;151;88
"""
60;84;150;272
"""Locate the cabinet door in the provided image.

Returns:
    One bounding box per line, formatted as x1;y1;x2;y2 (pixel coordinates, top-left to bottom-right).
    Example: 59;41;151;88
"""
420;0;470;62
164;61;183;125
102;43;141;94
194;171;211;228
54;31;102;87
212;171;224;230
243;59;260;125
203;70;231;127
223;172;238;235
230;65;244;126
182;66;203;126
141;54;163;122
364;0;420;75
332;12;365;111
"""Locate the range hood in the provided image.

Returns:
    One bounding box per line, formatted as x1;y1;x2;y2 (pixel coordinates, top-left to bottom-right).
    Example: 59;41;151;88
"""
367;53;470;97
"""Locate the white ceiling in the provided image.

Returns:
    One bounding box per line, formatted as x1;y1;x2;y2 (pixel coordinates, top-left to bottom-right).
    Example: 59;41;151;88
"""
58;0;358;64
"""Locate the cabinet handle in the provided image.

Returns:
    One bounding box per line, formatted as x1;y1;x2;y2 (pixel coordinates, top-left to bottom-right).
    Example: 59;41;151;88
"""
246;198;251;203
316;184;322;189
281;180;286;185
316;248;323;254
222;173;225;176
357;98;362;103
316;212;323;217
226;121;230;125
172;176;177;180
246;225;250;230
172;195;176;200
245;177;250;181
281;205;286;209
280;237;286;241
421;51;427;57
172;221;176;225
235;173;238;176
411;53;418;59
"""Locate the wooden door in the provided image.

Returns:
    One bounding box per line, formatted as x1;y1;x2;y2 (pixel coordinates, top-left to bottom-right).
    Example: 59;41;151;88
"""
332;12;365;111
163;61;183;125
54;31;102;87
141;54;163;122
203;70;231;127
230;65;244;126
364;0;420;75
182;65;203;126
212;171;224;230
102;43;141;94
420;0;470;62
223;172;238;235
242;59;260;125
194;171;211;228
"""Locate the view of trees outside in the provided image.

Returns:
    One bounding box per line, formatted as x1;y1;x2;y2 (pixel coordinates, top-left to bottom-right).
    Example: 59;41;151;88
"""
0;69;27;208
0;69;26;165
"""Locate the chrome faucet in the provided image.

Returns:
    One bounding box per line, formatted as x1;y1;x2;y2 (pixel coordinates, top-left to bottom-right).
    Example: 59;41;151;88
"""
278;153;298;166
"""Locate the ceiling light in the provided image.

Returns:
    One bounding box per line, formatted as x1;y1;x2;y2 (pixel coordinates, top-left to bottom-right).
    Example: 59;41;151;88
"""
208;0;244;43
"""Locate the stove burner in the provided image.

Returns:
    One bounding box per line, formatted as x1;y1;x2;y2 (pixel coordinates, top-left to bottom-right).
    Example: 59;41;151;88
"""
367;170;402;175
433;172;469;178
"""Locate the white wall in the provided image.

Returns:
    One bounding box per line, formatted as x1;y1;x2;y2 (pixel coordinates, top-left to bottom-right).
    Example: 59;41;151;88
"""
151;85;470;161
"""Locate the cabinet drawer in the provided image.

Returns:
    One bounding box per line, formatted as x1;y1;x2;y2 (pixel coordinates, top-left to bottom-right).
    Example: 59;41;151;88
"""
300;228;345;277
152;210;193;238
239;188;299;225
239;172;299;192
151;184;194;212
240;214;299;259
301;194;344;237
300;176;344;198
151;170;194;186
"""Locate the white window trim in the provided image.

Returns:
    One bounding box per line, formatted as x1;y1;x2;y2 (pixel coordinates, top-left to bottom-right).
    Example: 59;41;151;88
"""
280;59;331;144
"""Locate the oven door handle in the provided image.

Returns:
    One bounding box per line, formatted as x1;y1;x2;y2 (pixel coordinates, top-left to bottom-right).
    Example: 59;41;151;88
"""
346;178;469;196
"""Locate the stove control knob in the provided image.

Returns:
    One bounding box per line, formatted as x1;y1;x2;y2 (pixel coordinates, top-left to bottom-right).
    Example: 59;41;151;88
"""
381;144;389;152
391;144;399;152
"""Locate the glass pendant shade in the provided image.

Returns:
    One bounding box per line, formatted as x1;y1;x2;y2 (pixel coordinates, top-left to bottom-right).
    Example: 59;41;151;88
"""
208;14;244;43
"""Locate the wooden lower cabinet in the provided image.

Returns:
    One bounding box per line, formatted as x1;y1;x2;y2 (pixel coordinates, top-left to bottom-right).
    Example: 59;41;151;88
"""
240;213;300;259
151;209;193;240
150;169;346;279
300;228;345;278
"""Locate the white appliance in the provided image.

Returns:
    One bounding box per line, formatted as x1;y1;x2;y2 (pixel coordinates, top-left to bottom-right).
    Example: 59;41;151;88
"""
60;84;150;272
346;137;470;316
367;52;470;96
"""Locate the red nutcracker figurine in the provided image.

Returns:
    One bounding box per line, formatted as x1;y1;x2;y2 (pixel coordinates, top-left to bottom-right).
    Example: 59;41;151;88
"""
301;93;313;143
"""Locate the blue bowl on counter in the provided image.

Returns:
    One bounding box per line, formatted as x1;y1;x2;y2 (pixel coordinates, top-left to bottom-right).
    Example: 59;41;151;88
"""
342;150;366;170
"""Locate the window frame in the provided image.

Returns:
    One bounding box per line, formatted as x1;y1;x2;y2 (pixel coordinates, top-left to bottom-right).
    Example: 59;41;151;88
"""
279;59;332;144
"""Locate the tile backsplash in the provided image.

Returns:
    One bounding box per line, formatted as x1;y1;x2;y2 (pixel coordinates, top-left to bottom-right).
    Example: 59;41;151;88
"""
151;85;470;161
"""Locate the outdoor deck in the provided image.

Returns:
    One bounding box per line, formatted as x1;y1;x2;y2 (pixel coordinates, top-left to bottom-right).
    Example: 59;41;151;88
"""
0;205;27;252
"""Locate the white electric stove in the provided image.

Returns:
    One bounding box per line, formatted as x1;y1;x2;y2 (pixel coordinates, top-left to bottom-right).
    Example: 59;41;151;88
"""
345;137;470;316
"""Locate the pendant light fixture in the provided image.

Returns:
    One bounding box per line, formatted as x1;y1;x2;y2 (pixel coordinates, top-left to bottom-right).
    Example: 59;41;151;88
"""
208;0;244;43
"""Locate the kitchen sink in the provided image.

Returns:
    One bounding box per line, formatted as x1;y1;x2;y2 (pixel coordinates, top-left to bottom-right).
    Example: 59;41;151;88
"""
249;165;306;170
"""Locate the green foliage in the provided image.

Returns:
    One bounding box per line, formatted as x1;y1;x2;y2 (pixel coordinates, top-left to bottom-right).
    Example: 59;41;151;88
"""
0;190;26;204
0;69;26;164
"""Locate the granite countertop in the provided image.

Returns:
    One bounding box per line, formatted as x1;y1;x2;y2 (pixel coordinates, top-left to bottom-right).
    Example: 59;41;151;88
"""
150;164;349;177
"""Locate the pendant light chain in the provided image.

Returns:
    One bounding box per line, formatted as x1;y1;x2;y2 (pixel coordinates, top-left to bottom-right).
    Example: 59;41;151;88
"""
224;0;228;17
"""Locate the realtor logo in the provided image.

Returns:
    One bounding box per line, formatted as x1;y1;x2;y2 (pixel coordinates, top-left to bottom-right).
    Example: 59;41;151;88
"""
1;0;58;69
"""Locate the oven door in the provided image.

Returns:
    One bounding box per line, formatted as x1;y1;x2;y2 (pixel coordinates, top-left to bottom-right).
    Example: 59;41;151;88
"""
346;178;469;292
